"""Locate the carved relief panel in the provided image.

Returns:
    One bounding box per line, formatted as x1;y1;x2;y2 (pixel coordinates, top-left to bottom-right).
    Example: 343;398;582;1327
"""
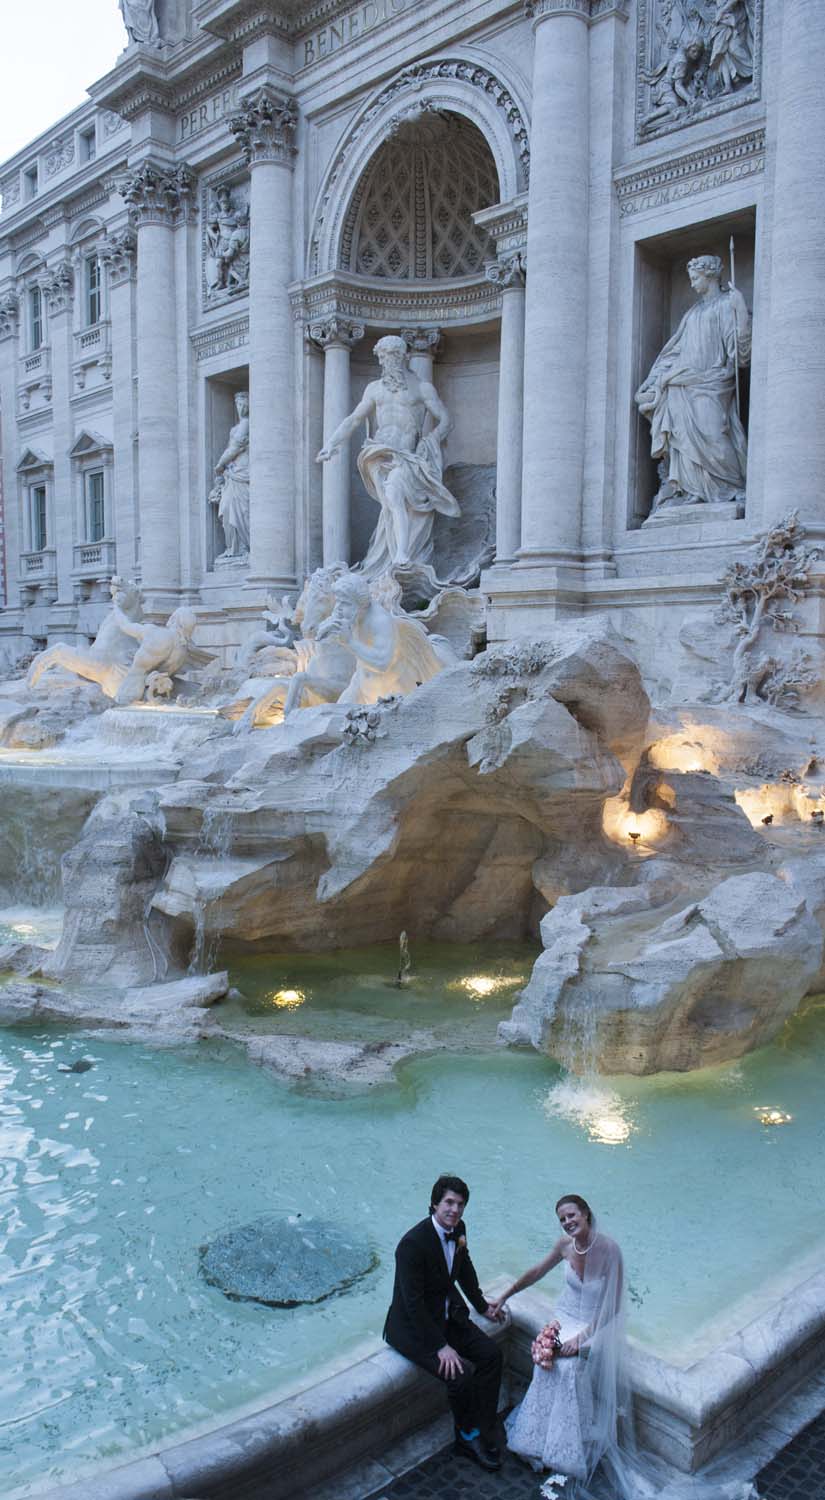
637;0;761;143
201;176;250;310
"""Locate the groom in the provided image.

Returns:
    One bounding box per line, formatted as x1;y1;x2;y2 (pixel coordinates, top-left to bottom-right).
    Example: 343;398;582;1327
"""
383;1174;504;1472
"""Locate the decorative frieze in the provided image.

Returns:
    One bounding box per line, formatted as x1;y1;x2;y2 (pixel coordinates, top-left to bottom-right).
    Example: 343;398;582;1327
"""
99;228;138;287
291;272;503;331
0;293;20;340
101;109;127;137
614;128;765;217
44;135;75;179
636;0;761;144
40;262;74;316
190;314;250;362
1;176;21;210
120;161;195;225
307;316;365;351
229;87;298;168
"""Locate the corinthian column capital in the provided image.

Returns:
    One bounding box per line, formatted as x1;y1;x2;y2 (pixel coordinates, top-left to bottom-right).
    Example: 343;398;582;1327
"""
120;161;195;226
0;291;20;340
526;0;591;19
99;228;138;286
307;316;364;351
401;327;442;358
229;86;298;168
40;262;74;316
486;252;526;289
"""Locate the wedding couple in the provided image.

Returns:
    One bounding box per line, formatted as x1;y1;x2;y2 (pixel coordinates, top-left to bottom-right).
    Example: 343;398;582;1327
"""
384;1174;759;1500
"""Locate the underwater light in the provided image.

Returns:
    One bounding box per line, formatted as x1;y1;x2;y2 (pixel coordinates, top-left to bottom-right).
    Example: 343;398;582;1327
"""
270;988;306;1009
588;1113;632;1145
462;975;498;997
754;1105;793;1126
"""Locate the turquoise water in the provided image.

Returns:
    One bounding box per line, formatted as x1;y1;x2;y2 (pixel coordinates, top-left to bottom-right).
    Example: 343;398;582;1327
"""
2;978;824;1495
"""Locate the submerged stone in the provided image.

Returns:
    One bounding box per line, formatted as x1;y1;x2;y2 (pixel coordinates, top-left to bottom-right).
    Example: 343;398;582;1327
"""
199;1214;377;1307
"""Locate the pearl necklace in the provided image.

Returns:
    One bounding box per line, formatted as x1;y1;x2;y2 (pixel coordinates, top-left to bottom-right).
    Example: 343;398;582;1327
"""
572;1236;593;1255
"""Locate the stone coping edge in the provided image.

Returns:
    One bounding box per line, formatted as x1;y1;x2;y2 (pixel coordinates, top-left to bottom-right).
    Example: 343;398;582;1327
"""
33;1266;825;1500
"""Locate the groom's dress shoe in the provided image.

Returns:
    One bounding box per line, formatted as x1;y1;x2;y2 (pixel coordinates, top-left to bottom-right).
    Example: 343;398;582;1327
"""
454;1432;502;1471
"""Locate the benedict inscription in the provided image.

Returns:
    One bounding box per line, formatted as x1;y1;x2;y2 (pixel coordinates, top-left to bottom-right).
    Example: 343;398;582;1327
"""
303;0;410;66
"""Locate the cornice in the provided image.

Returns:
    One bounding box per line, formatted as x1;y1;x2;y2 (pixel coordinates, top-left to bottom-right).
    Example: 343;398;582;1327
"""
614;128;765;217
291;271;503;329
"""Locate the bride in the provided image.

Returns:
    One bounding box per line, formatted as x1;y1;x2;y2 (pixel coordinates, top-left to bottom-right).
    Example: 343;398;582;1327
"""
489;1195;760;1500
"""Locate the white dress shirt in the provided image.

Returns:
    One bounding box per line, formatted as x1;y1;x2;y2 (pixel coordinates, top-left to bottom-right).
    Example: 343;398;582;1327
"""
432;1215;456;1317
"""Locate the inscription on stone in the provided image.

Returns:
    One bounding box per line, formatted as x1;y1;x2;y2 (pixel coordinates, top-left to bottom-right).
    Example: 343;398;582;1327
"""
302;0;411;67
180;87;238;141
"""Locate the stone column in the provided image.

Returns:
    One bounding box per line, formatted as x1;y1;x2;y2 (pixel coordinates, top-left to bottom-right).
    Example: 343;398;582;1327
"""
41;263;74;613
486;254;526;563
309;316;364;567
99;230;138;578
518;0;590;565
401;327;441;385
121;161;194;606
230;87;298;590
762;0;825;532
0;295;21;608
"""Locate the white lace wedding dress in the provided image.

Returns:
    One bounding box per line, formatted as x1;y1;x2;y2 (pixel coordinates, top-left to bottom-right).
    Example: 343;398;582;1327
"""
506;1260;600;1476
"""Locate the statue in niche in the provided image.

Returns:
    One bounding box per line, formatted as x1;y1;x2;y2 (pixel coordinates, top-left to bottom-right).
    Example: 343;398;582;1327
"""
209;392;250;560
635;254;751;513
27;576;144;699
316;334;460;578
205;187;250;299
109;603;215;705
118;0;162;46
316;572;455;704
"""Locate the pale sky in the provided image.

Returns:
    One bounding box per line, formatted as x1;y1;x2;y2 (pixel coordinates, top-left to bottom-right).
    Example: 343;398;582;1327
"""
1;1;128;165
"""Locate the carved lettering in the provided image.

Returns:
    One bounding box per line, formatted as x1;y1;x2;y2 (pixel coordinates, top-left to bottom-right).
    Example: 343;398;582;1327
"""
179;87;237;141
301;0;411;68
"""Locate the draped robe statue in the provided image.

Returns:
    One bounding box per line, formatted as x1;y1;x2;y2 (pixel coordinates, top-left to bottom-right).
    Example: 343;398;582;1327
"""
317;335;460;576
119;0;161;45
635;254;751;512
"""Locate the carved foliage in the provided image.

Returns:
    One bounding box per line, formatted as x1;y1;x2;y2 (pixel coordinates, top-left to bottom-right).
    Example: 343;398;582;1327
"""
121;162;195;225
40;262;74;316
307;316;364;351
0;292;20;339
637;0;760;142
99;228;137;287
229;87;298;167
715;511;821;709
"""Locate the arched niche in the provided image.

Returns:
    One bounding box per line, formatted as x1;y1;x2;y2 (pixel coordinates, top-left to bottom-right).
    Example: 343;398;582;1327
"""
309;53;530;278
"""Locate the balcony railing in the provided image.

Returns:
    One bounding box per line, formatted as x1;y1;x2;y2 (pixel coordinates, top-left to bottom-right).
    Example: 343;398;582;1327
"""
19;548;57;580
72;539;116;576
18;345;51;385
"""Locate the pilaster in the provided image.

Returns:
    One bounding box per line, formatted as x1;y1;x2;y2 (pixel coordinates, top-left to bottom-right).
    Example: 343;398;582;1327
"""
41;262;75;614
0;295;20;609
100;230;139;578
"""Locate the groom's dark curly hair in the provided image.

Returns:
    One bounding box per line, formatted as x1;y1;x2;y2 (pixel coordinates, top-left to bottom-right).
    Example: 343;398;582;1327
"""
430;1174;470;1213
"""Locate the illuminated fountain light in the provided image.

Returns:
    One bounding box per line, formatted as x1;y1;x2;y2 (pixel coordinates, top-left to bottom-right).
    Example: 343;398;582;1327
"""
647;729;725;775
451;974;522;1001
735;782;825;829
269;988;306;1010
753;1105;793;1127
542;1078;635;1147
602;793;668;851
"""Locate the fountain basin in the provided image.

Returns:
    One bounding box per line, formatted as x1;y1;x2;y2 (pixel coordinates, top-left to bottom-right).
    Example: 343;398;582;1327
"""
2;960;825;1497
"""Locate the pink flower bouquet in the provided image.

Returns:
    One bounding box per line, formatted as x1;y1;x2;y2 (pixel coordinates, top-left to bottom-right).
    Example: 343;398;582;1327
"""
531;1320;562;1370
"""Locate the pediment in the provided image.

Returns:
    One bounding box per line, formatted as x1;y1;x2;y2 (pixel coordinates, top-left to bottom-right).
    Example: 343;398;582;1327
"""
69;429;113;458
16;446;52;473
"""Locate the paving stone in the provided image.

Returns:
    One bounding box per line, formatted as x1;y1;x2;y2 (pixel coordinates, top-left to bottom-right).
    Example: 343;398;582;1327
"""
375;1405;825;1500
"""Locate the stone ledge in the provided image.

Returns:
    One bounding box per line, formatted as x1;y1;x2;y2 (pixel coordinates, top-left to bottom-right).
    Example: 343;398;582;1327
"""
31;1266;825;1500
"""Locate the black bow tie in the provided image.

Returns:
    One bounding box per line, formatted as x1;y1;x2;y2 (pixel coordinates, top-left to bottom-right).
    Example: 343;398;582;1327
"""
444;1228;460;1242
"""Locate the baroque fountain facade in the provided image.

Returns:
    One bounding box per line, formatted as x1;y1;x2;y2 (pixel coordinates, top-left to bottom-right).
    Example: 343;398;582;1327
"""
2;2;825;1498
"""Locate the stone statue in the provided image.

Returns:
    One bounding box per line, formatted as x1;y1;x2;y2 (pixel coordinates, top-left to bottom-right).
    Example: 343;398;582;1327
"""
205;187;250;298
27;577;144;699
118;0;162;46
221;565;355;731
643;38;705;128
635;254;751;511
316;572;454;704
209;392;250;560
316;334;460;577
708;1;754;95
110;604;215;705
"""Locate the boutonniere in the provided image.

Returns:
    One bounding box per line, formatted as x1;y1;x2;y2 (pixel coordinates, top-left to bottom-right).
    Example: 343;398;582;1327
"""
456;1234;467;1252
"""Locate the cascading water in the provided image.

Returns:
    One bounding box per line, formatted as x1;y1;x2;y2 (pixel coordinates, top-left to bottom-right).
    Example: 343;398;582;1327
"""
394;929;412;987
188;804;235;975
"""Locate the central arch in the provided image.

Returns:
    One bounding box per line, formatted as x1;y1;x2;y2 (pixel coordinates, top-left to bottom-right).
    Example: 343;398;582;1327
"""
308;53;531;277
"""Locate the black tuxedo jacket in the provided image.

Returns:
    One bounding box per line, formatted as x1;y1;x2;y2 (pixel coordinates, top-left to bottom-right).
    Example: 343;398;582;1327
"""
383;1216;488;1360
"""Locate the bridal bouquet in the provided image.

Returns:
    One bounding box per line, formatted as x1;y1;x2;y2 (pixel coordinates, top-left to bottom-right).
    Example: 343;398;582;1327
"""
531;1320;562;1369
